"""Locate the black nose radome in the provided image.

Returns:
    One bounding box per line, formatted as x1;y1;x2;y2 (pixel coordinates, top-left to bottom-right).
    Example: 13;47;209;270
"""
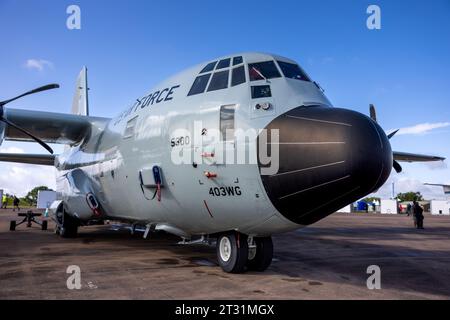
258;106;392;226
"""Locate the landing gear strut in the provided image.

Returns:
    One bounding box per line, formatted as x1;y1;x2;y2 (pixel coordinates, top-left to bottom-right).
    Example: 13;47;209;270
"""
247;237;273;272
55;208;78;238
216;232;273;273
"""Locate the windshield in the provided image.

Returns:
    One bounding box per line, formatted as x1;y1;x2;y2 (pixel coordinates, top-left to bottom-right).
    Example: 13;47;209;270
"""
277;61;311;82
248;61;281;81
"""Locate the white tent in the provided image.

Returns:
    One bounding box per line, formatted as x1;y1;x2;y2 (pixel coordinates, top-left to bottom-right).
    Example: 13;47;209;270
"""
337;205;352;213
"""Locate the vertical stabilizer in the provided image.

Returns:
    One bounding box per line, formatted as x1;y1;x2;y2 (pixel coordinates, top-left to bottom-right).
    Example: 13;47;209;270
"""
71;66;89;116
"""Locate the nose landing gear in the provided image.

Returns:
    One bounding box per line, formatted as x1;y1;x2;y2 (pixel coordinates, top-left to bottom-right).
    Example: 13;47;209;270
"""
216;232;273;273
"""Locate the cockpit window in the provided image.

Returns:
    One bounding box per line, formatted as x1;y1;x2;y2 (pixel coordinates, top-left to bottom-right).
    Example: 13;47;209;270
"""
248;61;281;81
200;61;217;73
232;56;243;65
216;58;231;70
277;61;311;82
231;66;245;87
188;73;211;96
207;70;229;92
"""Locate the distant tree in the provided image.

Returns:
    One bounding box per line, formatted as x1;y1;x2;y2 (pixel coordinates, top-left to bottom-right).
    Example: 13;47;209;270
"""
396;191;424;202
363;197;380;203
25;186;54;206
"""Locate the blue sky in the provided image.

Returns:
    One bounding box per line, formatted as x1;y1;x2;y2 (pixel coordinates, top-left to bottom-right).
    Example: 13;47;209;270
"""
0;0;449;198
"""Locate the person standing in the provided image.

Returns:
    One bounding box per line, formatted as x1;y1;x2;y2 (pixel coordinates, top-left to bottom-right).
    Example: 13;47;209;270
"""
411;201;417;228
13;196;20;212
414;201;424;229
406;203;412;216
1;194;7;209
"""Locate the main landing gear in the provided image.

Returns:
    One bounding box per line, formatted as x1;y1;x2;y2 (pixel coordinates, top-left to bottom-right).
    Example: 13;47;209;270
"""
216;232;273;273
55;208;79;238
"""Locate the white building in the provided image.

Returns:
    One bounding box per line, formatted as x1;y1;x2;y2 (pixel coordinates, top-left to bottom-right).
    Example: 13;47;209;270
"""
380;199;398;214
430;200;450;215
37;190;57;209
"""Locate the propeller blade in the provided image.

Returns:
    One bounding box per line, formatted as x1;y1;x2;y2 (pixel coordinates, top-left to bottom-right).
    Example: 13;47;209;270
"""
393;160;402;173
387;129;399;139
0;118;54;154
0;84;59;107
369;104;377;123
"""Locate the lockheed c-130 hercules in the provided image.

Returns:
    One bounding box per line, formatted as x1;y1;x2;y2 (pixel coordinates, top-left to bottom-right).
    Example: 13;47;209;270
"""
0;52;445;273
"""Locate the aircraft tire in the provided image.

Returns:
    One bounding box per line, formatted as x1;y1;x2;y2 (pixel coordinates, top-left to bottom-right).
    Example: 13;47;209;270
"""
216;232;248;273
247;236;273;272
59;210;78;238
10;221;16;231
41;220;48;231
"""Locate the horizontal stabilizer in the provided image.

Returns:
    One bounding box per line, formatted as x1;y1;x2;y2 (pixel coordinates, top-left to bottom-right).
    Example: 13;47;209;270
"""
424;183;450;195
393;151;445;163
0;153;55;166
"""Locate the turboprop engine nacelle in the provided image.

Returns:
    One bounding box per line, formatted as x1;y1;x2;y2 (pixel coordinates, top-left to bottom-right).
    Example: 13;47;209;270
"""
56;169;103;220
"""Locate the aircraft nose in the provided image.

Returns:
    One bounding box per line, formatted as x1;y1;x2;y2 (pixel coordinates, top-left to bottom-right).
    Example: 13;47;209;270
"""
258;106;392;225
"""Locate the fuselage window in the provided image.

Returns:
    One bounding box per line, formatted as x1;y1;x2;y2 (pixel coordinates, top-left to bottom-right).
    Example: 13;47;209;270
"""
251;85;272;99
216;58;231;70
248;61;281;81
207;70;229;92
220;105;235;141
232;56;243;65
277;61;311;82
200;61;217;73
231;66;246;87
124;116;138;139
188;73;212;96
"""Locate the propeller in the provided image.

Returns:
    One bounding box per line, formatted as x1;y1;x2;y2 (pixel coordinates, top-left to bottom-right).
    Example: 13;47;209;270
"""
0;84;59;154
369;104;377;123
368;104;402;173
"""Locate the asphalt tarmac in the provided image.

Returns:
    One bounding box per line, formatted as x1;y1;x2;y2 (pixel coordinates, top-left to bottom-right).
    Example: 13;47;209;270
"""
1;208;449;299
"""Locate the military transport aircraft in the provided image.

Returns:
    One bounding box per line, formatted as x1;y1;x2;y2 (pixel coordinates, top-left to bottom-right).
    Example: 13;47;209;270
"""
0;53;445;273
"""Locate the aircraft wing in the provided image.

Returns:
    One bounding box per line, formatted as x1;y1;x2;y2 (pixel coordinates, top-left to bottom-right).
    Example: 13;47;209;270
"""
1;108;110;145
0;153;55;166
393;151;446;163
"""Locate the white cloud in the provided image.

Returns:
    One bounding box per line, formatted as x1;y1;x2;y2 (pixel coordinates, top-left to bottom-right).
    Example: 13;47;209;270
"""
0;142;60;197
425;160;448;170
0;162;56;197
24;59;54;71
389;122;450;136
